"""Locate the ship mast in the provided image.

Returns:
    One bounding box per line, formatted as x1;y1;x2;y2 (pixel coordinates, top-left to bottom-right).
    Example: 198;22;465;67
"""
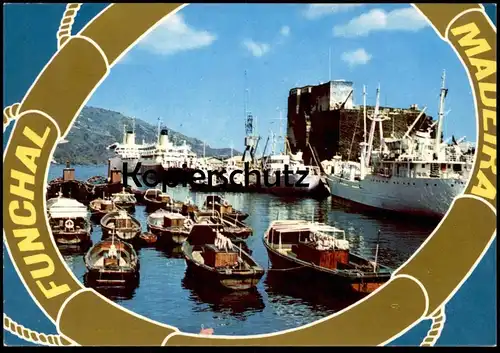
434;70;448;156
376;84;385;154
273;108;285;154
365;86;381;168
363;85;367;143
270;129;276;155
157;117;161;144
122;123;127;144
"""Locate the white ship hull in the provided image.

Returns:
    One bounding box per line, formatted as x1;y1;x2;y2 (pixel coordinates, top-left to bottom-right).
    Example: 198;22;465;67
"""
326;173;466;218
264;173;325;196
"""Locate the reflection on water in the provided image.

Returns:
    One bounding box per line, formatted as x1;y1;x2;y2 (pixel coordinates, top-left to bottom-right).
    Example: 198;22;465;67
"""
264;271;360;314
84;275;140;301
157;244;185;259
182;272;266;320
49;165;437;335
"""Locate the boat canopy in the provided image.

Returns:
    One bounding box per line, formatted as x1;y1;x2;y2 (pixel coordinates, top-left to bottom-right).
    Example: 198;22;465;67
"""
270;220;347;243
47;197;88;219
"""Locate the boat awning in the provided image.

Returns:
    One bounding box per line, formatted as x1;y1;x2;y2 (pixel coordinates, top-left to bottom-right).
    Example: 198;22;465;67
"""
48;198;88;219
271;221;345;236
164;213;186;219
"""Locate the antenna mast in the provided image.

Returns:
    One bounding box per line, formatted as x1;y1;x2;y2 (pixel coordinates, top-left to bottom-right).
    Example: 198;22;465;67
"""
434;70;448;155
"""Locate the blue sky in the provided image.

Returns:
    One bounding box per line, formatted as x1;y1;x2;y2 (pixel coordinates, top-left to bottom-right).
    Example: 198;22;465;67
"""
88;3;476;151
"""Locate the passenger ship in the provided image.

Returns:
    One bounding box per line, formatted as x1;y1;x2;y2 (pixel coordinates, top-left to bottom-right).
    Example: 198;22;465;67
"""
325;71;474;218
108;119;198;175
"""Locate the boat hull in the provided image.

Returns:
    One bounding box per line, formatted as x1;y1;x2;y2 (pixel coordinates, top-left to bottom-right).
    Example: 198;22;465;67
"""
148;224;189;245
114;202;136;213
52;230;92;246
181;241;264;291
184;257;264;291
84;269;139;288
326;174;465;218
101;226;141;243
221;228;252;240
264;173;328;197
143;198;171;213
222;212;249;222
264;241;390;295
90;209;109;222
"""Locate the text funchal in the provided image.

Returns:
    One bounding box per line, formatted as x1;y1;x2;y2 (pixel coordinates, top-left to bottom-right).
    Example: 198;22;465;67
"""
7;121;71;300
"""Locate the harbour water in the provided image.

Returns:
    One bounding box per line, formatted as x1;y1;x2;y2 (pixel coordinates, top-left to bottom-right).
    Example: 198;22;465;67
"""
49;164;438;336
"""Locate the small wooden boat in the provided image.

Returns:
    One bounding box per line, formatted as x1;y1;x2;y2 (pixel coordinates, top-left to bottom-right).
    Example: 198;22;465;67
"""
131;188;145;204
46;179;91;205
85;175;108;190
203;195;249;222
89;197;118;221
47;196;92;246
182;227;264;291
194;211;253;240
138;232;158;246
111;188;137;212
147;209;193;245
100;210;142;243
143;188;174;213
85;173;130;201
263;220;393;295
84;234;140;287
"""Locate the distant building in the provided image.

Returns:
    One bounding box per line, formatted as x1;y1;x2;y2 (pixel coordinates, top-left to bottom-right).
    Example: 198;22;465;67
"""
198;157;224;168
286;81;435;165
224;155;244;168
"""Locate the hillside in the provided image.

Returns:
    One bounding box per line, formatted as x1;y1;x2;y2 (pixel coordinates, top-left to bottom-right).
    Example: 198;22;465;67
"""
53;106;241;165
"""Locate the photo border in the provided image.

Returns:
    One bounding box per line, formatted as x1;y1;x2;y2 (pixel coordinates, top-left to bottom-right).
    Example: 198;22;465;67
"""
2;2;497;346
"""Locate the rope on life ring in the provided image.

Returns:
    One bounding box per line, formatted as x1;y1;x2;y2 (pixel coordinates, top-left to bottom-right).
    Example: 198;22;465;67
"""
420;306;446;346
3;314;69;346
57;3;82;49
3;102;21;131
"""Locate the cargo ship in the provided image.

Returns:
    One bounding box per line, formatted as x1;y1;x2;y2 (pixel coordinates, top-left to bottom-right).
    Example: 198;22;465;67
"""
324;71;474;218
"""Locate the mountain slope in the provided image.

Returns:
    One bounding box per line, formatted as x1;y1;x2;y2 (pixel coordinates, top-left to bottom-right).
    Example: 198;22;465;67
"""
53;106;240;165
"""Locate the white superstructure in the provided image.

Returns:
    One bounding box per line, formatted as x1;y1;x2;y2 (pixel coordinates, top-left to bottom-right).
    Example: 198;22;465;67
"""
107;118;198;172
325;71;474;218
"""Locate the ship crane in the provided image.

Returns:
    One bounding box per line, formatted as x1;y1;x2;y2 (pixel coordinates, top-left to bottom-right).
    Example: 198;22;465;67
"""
361;85;391;171
242;70;261;166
